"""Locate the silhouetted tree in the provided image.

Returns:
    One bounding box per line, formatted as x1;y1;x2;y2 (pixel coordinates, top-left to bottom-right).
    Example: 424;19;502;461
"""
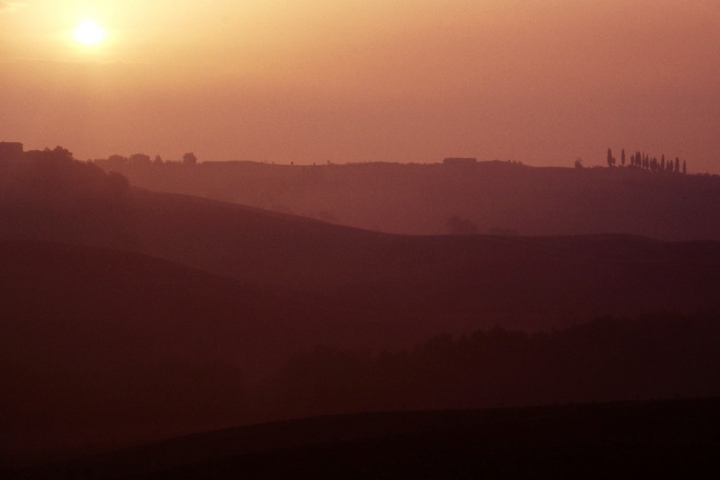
683;160;687;174
129;153;151;166
154;155;163;165
621;149;625;166
107;155;127;167
607;148;613;167
488;227;519;236
31;146;74;164
447;216;479;235
318;211;340;224
675;157;680;173
574;158;584;169
183;152;198;166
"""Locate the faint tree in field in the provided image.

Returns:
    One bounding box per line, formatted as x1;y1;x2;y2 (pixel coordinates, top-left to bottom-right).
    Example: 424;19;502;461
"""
488;227;519;236
607;148;613;167
675;157;680;172
683;160;687;174
182;152;198;166
621;149;625;166
447;216;479;235
574;157;584;169
154;155;163;165
318;211;340;224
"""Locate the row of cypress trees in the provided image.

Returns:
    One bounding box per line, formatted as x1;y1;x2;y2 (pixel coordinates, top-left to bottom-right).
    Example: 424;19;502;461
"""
607;148;686;174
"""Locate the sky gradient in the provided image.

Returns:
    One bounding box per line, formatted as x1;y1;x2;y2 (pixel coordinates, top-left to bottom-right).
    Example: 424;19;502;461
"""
1;1;719;170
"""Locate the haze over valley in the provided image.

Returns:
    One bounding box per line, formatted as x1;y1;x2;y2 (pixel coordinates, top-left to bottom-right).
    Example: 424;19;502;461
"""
2;1;720;476
2;144;720;476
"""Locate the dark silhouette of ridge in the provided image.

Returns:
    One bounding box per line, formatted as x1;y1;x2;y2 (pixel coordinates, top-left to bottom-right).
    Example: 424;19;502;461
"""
262;312;720;420
11;398;720;479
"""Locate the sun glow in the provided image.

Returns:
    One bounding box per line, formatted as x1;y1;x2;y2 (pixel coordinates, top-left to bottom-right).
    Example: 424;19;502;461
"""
73;20;106;47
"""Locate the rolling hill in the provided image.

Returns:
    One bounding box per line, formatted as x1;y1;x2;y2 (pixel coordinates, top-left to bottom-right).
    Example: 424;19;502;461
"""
4;153;720;465
0;240;348;461
3;156;720;341
97;159;720;239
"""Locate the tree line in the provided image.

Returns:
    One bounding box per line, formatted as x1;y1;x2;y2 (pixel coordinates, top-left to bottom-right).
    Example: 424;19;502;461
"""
0;145;130;201
99;151;198;167
258;312;720;420
607;148;687;174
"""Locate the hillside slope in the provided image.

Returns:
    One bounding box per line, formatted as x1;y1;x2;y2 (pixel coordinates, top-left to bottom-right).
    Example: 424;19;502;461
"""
99;160;720;239
0;240;346;459
3;158;720;338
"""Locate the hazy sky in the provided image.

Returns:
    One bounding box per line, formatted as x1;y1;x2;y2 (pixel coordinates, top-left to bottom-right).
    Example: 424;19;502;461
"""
1;1;719;170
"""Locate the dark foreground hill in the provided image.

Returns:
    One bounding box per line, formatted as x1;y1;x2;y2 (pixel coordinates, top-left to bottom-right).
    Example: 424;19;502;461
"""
4;247;720;464
0;240;348;461
98;159;720;239
12;397;720;479
3;155;720;341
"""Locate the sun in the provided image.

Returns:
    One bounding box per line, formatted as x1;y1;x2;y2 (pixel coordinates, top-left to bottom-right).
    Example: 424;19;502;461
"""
73;20;106;47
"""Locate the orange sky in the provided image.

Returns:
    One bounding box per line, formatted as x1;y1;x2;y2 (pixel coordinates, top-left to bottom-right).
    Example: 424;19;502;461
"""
1;1;719;170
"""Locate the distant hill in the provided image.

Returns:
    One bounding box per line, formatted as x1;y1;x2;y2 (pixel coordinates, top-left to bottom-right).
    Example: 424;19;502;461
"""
96;160;720;239
13;398;720;479
3;155;720;341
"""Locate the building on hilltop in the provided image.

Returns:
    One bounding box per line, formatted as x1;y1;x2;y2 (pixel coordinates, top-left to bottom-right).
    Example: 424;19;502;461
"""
0;142;24;160
443;157;477;166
